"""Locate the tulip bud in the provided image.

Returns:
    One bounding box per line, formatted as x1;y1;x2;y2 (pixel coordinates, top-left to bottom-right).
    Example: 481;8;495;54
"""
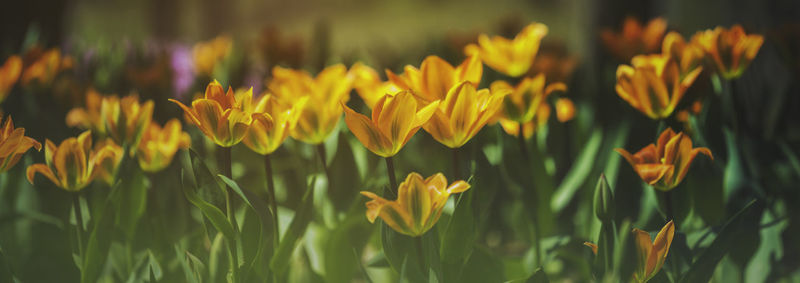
594;174;615;222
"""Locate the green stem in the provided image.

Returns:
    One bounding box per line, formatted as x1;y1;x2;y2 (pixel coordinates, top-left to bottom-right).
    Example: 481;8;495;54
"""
452;147;461;180
516;123;541;266
415;236;426;274
264;154;280;250
316;144;332;187
217;146;239;283
385;157;398;196
517;123;529;161
72;193;84;263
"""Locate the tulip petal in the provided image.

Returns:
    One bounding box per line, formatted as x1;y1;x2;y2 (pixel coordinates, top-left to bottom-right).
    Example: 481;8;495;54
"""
343;103;391;156
26;164;61;187
648;221;675;279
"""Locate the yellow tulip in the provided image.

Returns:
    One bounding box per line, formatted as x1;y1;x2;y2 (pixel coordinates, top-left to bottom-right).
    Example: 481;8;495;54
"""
464;23;549;77
691;25;764;79
101;94;154;148
497;103;550;140
66;89;106;136
616;128;712;191
0;115;42;173
555;97;576;122
193;36;232;77
21;48;72;86
423;81;506;148
136;119;191;172
242;94;307;155
583;220;675;283
662;32;705;78
386;55;482;103
633;221;675;283
600;17;668;61
350;62;401;108
26;131;121;192
360;172;470;237
615;54;702;119
343;91;439;157
492;73;566;123
170;80;270;147
93;138;124;185
0;56;22;103
268;64;352;144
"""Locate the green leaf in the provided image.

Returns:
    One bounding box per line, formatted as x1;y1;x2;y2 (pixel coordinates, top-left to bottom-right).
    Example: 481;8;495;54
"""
181;170;235;241
270;179;315;275
440;189;475;282
116;161;147;239
680;200;762;283
81;193;117;283
0;244;15;283
551;128;603;212
381;224;441;282
175;245;205;283
526;268;549;283
323;203;374;283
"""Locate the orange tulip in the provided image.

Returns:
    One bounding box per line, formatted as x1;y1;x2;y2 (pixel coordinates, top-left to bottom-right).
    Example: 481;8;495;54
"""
692;25;764;79
497;103;550;140
584;220;675;283
21;48;72;86
662;32;705;78
386;55;481;103
136;120;191;172
343;91;439;157
26;131;121;192
0;115;42;173
555;97;576;122
423;81;506;148
192;36;232;77
464;23;549;77
66;89;106;136
616;128;712;191
492;74;566;123
0;56;22;103
242;94;307;155
615;54;702;119
600;17;668;61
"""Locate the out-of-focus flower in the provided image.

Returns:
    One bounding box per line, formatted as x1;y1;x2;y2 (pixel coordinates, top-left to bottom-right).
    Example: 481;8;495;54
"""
423;81;506;148
616;128;712;191
350;62;401;108
243;93;306;155
192;36;232;77
258;26;305;69
555;97;575;122
615;54;703;119
101;94;154;149
170;44;195;99
662;32;705;77
170;80;269;147
583;220;675;283
492;74;566;123
0;115;42;173
344;91;439;157
21;48;73;86
26;131;121;192
497;103;550;139
268;64;352;144
600;17;668;61
92;138;123;185
464;23;548;77
529;41;579;83
386;55;481;103
360;172;470;237
66;89;105;136
0;56;22;103
692;25;764;79
137;119;191;172
633;221;675;282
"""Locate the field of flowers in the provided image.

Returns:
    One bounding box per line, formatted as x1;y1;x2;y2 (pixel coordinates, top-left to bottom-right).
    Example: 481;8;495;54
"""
0;2;799;282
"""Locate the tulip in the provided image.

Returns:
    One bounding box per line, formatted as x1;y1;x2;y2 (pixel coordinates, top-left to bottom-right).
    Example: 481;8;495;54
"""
692;25;764;79
242;94;306;155
170;80;270;147
0;56;22;103
268;64;352;144
92;139;124;185
26;131;121;192
386;55;481;103
555;97;575;122
492;73;566;124
66;89;106;136
615;54;702;120
464;23;549;77
497;103;550;139
662;32;705;78
350;62;401;108
21;48;72;86
600;17;668;61
360;172;470;237
616;128;712;191
192;36;232;77
0;115;42;173
101;94;154;149
343;91;439;157
584;221;675;283
136;120;191;172
423;81;506;148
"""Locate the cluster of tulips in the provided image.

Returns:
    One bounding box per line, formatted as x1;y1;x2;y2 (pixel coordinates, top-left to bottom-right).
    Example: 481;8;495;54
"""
0;15;766;282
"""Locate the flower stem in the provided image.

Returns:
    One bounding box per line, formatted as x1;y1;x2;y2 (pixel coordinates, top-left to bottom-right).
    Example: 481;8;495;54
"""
217;145;239;283
415;236;426;274
516;123;541;266
517;123;529;161
385;156;398;195
452;147;461;180
264;154;280;249
316;144;332;190
72;193;84;263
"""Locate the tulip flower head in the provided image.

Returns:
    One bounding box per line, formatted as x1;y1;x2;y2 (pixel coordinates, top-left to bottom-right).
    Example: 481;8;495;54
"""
360;172;470;237
192;36;232;77
21;48;73;86
0;115;42;173
662;32;706;78
66;89;106;136
343;91;439;157
497;103;550;139
27;131;121;192
584;220;675;283
101;94;154;149
350;62;401;108
269;64;352;144
464;23;549;77
492;73;566;124
615;54;702;120
616;128;712;191
601;17;668;61
170;80;270;147
555;97;576;122
243;93;306;155
0;56;22;103
386;55;482;103
136;119;191;172
423;81;507;148
692;25;764;79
